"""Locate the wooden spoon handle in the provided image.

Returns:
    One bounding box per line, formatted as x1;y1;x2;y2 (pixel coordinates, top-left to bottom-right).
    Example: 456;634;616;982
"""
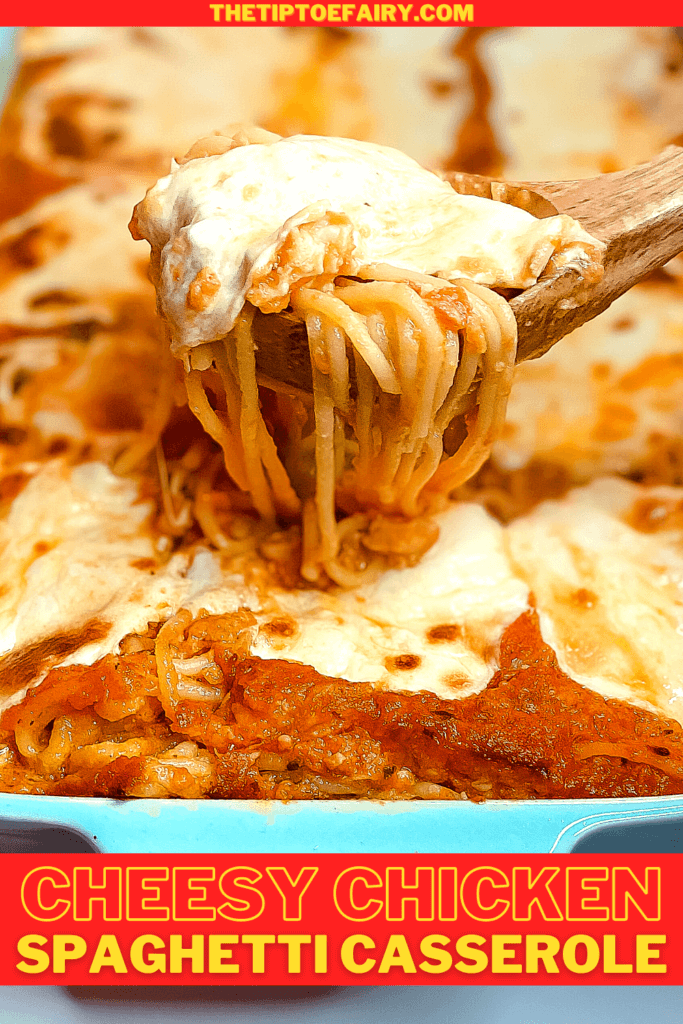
522;145;683;240
448;145;683;362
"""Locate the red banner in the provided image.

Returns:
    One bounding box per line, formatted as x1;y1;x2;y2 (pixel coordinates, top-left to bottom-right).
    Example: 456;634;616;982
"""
2;854;679;985
10;3;683;24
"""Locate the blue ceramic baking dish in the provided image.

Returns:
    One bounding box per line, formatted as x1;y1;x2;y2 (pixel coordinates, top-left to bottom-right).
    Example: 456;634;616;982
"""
0;794;682;854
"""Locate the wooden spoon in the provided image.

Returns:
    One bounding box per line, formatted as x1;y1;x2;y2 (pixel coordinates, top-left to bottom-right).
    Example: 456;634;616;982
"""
251;144;683;395
447;143;683;362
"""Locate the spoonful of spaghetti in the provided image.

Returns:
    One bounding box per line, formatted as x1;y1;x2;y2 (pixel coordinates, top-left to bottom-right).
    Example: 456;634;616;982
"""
130;126;683;585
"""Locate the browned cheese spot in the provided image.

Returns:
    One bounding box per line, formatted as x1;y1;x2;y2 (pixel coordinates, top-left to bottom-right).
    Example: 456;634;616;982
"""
441;672;470;689
0;472;29;506
262;617;298;639
627;496;683;534
386;654;422;672
47;438;70;456
0;618;112;699
0;222;71;285
29;289;80;309
0;427;28;447
45;94;129;161
591;362;611;382
427;623;462;643
130;557;157;571
427;78;456;99
32;541;54;558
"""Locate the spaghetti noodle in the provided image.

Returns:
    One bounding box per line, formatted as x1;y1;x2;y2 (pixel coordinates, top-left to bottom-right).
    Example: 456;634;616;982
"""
177;269;514;584
131;128;604;583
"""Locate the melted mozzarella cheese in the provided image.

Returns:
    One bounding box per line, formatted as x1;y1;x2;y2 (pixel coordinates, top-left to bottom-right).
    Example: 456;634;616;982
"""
0;463;243;692
5;463;683;726
0;462;184;665
132;133;601;355
0;462;527;703
507;477;683;723
0;185;154;335
247;504;529;698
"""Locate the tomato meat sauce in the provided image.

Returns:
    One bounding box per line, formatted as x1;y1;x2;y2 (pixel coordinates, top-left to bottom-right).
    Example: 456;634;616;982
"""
0;609;681;801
